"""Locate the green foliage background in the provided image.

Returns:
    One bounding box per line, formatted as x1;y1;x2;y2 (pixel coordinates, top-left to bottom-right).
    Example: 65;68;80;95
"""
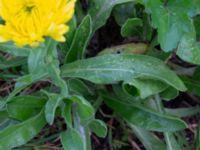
0;0;200;149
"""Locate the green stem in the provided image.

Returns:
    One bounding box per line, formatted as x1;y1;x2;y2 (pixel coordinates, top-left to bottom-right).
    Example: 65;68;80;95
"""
154;94;174;150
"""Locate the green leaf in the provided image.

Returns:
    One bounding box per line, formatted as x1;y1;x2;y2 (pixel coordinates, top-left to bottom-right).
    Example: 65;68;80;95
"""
61;101;73;127
61;128;84;150
45;39;69;97
124;78;168;99
0;111;8;123
141;0;200;64
61;54;186;92
28;44;47;75
69;96;94;150
177;32;200;65
160;87;179;101
7;96;46;121
72;107;92;150
165;106;200;117
65;15;92;63
89;0;134;33
66;16;77;46
113;84;140;103
44;92;63;125
194;16;200;39
6;73;47;103
113;2;136;26
130;124;166;150
0;111;10;130
0;57;26;69
70;95;94;125
28;38;57;75
147;48;171;61
60;16;77;53
67;79;94;96
121;18;143;37
142;0;194;52
164;133;182;150
0;110;46;150
181;67;200;96
46;50;69;97
101;92;187;132
181;0;200;17
196;124;200;150
75;1;87;24
0;42;30;56
175;133;191;150
89;119;107;138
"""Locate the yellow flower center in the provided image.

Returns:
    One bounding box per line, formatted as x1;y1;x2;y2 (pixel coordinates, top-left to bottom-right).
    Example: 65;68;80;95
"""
24;5;35;14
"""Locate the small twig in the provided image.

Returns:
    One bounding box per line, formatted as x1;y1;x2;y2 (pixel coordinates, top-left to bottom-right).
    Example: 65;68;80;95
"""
188;123;198;134
0;84;14;92
128;137;142;150
92;135;101;145
99;109;113;118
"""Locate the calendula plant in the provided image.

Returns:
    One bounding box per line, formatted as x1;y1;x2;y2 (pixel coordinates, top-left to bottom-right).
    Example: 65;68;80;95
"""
0;0;200;150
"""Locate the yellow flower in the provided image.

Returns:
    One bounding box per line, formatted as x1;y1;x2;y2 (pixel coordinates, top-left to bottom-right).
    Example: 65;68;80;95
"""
0;0;75;47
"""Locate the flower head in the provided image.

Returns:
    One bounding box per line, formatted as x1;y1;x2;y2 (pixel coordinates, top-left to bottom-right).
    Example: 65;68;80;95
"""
0;0;75;47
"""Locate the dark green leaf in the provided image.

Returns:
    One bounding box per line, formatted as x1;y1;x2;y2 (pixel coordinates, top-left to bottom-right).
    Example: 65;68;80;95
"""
65;15;92;63
101;92;187;132
160;87;179;101
89;0;134;33
196;124;200;150
0;111;8;123
0;57;26;69
113;2;136;26
89;119;107;138
121;18;143;37
194;16;200;39
130;124;166;150
67;79;94;96
164;133;182;150
60;16;77;53
6;73;47;103
181;67;200;96
0;111;10;130
7;96;46;121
